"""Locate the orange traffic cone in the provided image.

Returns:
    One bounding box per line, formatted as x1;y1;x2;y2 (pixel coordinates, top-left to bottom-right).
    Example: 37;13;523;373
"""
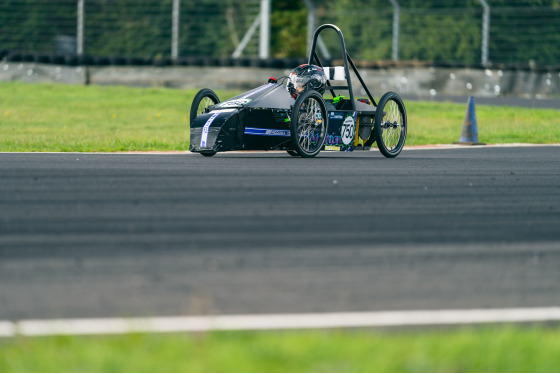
454;96;485;145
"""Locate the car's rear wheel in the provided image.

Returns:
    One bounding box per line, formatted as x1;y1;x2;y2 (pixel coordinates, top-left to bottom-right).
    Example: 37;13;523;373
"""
190;88;220;125
374;92;407;158
290;90;328;158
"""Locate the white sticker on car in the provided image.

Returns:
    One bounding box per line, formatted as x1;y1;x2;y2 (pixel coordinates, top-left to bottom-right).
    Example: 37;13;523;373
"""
218;98;252;108
340;116;355;145
200;112;221;148
241;83;274;99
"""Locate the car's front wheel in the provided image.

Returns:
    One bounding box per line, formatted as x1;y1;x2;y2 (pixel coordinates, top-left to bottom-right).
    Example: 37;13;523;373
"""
190;88;220;125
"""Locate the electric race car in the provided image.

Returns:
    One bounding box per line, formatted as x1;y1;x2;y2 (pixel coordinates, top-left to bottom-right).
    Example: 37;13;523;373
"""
189;24;407;158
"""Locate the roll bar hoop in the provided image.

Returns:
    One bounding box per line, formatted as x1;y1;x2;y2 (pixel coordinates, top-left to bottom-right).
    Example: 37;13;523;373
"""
307;24;378;108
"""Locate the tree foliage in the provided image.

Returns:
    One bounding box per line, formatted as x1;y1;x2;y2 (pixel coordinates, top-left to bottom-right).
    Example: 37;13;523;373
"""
1;0;559;65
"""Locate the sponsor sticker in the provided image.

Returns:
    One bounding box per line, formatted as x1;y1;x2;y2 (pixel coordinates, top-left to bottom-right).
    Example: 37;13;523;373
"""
244;127;291;137
218;98;252;108
340;116;355;145
329;112;343;120
200;112;221;147
217;83;274;108
325;145;341;151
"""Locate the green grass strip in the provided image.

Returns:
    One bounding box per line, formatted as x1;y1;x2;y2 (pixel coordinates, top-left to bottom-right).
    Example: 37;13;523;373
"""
1;82;558;152
1;325;560;372
407;100;560;145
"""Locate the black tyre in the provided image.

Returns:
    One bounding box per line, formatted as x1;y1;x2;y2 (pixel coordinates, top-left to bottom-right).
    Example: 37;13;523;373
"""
290;90;328;158
190;88;220;125
286;150;300;157
374;92;407;158
200;151;217;157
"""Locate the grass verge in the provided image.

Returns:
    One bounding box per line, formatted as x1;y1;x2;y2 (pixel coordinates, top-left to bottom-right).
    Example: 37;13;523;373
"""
1;81;559;152
1;325;560;372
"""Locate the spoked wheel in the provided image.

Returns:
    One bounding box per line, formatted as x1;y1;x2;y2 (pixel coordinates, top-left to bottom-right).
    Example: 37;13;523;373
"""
374;92;407;158
290;90;328;158
190;88;220;125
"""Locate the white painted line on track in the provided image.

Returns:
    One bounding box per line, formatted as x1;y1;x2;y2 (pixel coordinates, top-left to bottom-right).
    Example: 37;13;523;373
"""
0;151;193;155
403;143;560;150
1;143;559;155
2;307;560;337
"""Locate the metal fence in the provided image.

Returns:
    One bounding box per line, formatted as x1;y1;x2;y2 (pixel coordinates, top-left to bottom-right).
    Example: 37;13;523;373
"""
1;0;560;67
314;0;560;67
1;0;264;60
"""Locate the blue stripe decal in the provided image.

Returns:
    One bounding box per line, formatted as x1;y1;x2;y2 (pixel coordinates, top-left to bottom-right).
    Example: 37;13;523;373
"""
200;112;221;147
244;127;291;137
241;83;274;99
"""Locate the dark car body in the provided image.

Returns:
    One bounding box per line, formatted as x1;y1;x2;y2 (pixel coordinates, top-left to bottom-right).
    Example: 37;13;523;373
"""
190;81;377;153
189;24;406;158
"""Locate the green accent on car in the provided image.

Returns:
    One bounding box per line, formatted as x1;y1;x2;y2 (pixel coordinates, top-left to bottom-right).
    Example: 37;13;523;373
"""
332;96;345;104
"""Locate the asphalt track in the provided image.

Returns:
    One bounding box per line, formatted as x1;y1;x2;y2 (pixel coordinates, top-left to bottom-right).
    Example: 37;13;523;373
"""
1;146;560;320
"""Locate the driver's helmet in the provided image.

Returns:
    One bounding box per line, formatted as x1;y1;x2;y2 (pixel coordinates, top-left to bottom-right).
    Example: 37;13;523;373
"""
287;64;327;98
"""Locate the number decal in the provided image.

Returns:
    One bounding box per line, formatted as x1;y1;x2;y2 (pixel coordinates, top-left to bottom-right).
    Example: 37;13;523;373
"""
340;116;355;145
